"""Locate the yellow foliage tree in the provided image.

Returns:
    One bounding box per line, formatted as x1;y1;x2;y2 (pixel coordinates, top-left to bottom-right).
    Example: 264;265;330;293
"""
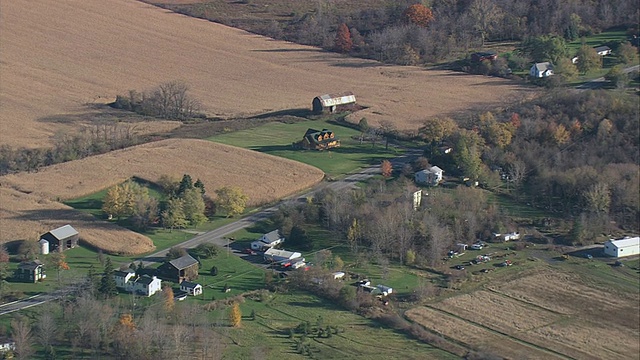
163;286;175;313
215;186;249;218
229;302;242;328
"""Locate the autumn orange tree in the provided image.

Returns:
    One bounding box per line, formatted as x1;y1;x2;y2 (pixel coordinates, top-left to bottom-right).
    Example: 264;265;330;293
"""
381;160;393;178
403;4;434;27
334;23;352;53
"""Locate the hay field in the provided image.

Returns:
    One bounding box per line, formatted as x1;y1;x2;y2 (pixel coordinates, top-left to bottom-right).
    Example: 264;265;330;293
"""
407;269;640;360
0;139;324;253
0;188;155;255
0;139;325;206
0;0;532;148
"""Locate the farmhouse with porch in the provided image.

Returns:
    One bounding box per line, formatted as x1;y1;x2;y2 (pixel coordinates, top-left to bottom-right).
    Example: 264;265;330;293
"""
158;254;199;283
251;229;285;251
40;224;79;252
312;92;356;114
294;128;340;150
14;260;45;283
112;269;162;297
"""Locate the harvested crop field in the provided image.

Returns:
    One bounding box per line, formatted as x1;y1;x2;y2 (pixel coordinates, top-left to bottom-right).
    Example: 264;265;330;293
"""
0;0;533;148
0;188;154;255
408;269;640;360
0;139;324;206
0;139;324;252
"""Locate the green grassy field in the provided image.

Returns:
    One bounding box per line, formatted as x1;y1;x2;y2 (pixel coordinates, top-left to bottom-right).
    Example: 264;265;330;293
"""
218;291;459;360
207;119;400;177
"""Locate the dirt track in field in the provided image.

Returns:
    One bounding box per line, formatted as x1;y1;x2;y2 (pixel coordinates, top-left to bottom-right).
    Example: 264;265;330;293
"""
0;139;324;253
0;0;533;149
407;269;640;360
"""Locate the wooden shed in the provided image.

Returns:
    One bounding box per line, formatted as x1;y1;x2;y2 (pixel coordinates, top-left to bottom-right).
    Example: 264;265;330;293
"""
40;225;79;252
312;92;356;114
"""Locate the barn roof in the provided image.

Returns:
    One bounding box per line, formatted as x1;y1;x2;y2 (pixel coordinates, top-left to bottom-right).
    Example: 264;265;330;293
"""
314;92;356;107
533;62;553;72
607;237;640;248
46;224;78;240
169;254;199;270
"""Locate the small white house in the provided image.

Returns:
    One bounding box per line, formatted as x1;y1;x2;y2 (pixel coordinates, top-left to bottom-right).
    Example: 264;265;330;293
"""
332;271;345;280
251;230;285;251
594;46;612;56
603;237;640;258
131;275;162;297
376;285;393;296
113;269;136;289
493;232;520;242
415;166;443;186
530;62;554;78
180;281;203;296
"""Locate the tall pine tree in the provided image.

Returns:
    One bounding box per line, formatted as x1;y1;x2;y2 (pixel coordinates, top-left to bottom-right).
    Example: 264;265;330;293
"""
98;257;118;298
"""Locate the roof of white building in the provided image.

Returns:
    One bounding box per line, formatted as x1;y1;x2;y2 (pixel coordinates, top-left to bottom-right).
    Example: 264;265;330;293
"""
606;237;640;248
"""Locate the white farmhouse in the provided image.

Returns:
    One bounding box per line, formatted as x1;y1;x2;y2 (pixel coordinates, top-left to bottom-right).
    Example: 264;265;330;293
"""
530;62;554;78
251;230;285;251
603;237;640;258
415;166;443;186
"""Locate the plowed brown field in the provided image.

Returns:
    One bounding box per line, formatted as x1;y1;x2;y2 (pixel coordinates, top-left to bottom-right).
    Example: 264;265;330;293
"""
0;0;533;149
407;269;640;360
0;139;324;252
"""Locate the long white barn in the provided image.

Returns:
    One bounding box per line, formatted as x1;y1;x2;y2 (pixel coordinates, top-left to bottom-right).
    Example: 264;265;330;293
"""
603;237;640;258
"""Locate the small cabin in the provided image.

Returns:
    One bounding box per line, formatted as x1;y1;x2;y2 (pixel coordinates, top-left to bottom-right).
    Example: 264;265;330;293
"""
312;92;356;114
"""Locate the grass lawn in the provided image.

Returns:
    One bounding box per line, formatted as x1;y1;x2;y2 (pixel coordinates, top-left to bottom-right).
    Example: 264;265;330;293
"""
215;291;459;360
566;29;628;54
208;118;400;177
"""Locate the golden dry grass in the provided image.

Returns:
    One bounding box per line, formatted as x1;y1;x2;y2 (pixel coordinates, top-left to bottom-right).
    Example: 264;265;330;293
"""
409;269;640;360
0;188;155;255
0;139;323;253
0;138;325;206
0;0;535;149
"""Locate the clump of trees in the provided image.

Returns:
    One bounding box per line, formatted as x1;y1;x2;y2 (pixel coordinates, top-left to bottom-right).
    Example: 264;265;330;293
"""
112;81;202;120
0;123;142;175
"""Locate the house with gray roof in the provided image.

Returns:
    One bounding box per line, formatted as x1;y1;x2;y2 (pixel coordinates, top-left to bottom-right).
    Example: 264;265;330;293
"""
530;62;554;78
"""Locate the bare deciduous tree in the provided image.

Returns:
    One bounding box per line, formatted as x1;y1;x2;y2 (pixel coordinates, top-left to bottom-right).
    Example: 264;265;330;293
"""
11;316;34;360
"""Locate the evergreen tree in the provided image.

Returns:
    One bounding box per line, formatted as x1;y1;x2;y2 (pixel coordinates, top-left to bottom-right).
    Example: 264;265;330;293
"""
178;174;194;196
98;257;118;298
194;178;205;195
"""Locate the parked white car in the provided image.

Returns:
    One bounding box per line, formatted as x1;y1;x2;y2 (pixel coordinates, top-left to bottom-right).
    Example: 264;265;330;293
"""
470;244;483;250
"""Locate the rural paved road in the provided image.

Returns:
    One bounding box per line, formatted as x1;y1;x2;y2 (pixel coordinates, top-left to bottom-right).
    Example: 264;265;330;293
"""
0;147;422;315
137;147;423;266
575;64;639;90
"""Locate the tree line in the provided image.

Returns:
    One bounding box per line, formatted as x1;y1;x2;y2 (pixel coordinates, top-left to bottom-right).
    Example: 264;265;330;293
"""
161;0;639;65
0;123;143;176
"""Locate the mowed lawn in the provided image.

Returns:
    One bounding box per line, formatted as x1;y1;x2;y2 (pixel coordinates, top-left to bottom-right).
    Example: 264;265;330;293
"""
208;119;401;176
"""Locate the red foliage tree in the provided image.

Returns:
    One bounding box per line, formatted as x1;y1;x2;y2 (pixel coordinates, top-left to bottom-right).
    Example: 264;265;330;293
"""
381;160;393;178
335;23;353;53
403;4;434;27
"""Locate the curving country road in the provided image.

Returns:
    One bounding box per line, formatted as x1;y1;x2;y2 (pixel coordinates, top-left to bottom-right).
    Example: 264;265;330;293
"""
137;148;423;266
0;148;422;315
